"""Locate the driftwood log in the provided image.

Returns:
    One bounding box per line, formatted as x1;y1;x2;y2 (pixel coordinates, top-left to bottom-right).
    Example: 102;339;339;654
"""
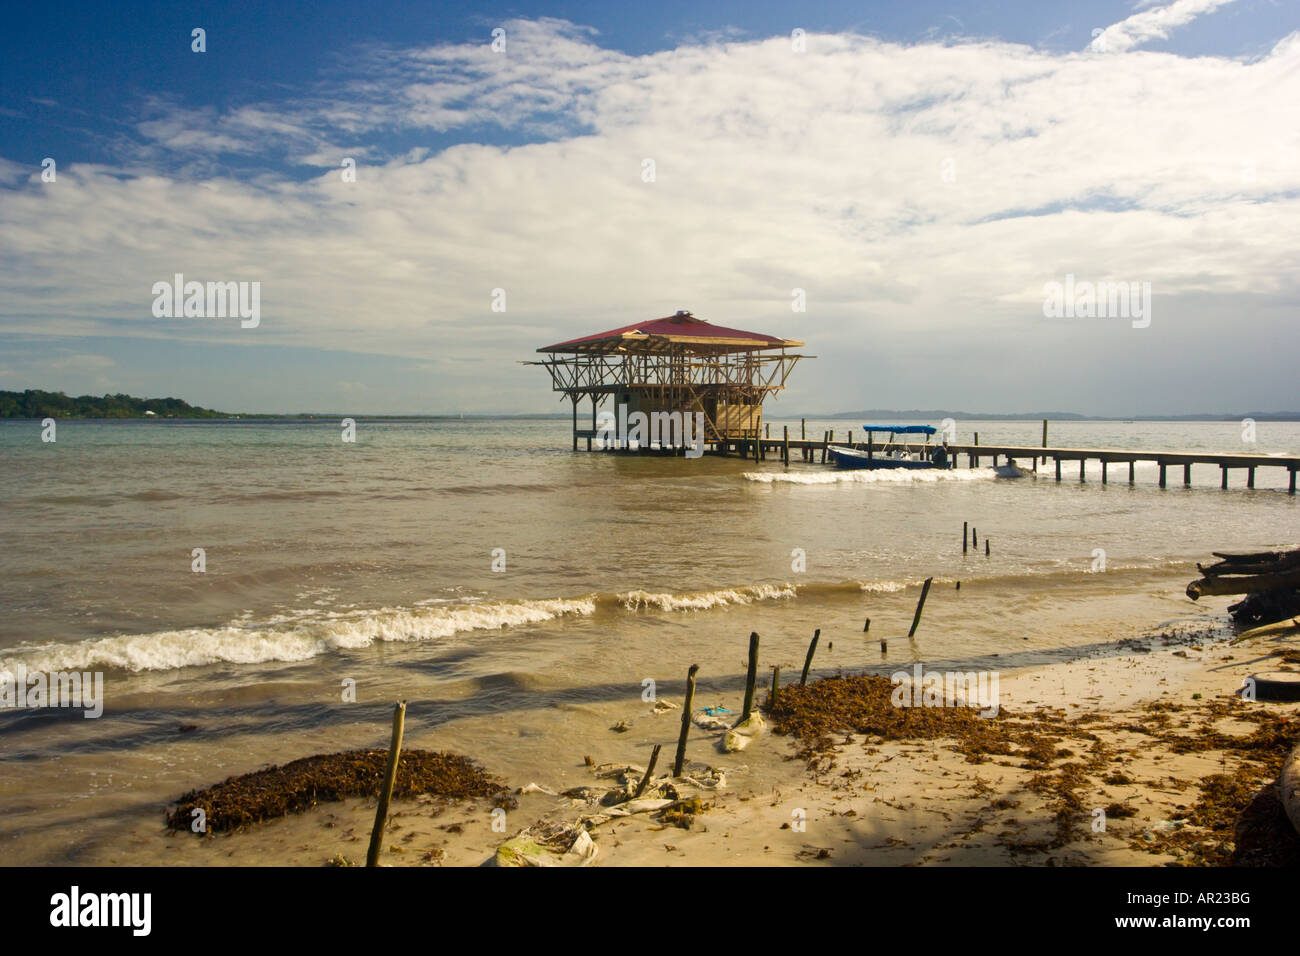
1187;548;1300;626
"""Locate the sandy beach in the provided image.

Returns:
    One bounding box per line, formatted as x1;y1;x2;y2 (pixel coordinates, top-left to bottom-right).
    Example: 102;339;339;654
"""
114;616;1298;868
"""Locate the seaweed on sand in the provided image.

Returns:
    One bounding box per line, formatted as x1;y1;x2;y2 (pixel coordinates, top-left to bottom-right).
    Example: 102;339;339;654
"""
167;749;509;833
768;673;1298;865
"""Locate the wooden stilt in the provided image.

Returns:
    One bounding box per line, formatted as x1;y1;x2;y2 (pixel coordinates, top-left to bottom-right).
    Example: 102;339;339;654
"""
741;632;760;720
907;577;934;638
366;701;406;868
673;664;699;778
633;744;662;798
800;629;820;686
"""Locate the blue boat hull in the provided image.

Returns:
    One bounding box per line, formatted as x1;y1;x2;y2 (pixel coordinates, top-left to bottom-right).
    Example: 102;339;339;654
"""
828;447;940;470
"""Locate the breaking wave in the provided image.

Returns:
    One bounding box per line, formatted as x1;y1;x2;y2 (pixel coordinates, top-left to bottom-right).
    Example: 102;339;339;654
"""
0;597;598;677
620;583;797;611
0;560;1196;679
742;467;1005;484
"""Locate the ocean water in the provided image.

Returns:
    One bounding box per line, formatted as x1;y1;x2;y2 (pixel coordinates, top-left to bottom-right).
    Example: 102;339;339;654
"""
0;417;1296;863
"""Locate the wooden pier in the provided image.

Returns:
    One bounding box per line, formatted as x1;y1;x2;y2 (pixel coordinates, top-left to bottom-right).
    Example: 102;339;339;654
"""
696;432;1299;493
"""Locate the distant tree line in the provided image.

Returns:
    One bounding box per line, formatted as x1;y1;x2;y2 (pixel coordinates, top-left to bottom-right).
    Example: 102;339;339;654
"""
0;389;228;419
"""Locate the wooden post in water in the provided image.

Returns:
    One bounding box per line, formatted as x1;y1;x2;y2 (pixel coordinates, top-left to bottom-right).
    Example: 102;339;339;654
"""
673;664;700;778
769;666;781;708
1221;465;1228;489
1055;458;1061;481
963;521;968;554
1101;460;1108;484
741;632;760;720
366;700;406;868
783;425;790;464
1248;466;1256;489
1080;459;1086;482
1290;468;1297;495
1041;419;1048;464
801;418;806;440
1159;463;1167;488
863;617;870;632
800;629;820;685
633;744;662;798
1184;463;1191;486
972;527;978;548
848;430;853;448
907;577;934;638
765;423;770;439
1129;460;1135;484
985;539;990;556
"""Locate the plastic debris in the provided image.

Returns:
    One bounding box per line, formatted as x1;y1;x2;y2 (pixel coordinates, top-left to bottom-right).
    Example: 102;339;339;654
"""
723;712;767;753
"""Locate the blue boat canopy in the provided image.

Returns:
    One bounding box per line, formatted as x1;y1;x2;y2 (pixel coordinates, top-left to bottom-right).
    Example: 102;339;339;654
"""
861;424;937;435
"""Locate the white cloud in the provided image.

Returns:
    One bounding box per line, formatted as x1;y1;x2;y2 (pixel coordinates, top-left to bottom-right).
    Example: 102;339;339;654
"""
1090;0;1239;54
0;18;1297;413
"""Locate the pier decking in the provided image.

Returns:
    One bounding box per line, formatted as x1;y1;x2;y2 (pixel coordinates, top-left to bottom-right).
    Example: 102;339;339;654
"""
703;431;1299;493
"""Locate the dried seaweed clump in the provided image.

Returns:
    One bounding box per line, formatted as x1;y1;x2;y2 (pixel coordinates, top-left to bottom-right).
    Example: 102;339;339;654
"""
768;675;1003;744
167;749;507;833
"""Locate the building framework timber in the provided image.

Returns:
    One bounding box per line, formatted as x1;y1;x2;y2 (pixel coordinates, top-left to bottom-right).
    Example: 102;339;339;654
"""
527;311;808;453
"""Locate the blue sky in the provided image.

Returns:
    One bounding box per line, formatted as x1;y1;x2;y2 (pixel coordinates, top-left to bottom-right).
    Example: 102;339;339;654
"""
2;0;1297;414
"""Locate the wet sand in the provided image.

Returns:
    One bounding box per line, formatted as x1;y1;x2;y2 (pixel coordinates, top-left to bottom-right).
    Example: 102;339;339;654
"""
110;619;1299;867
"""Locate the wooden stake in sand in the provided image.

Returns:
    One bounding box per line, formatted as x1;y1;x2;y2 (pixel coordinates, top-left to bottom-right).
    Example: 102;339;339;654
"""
741;632;760;720
366;700;406;867
770;666;781;708
907;577;934;638
673;665;700;777
633;743;662;798
800;629;820;686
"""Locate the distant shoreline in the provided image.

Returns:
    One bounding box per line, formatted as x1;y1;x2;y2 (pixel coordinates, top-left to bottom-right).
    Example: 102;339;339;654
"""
6;413;1300;423
5;390;1298;422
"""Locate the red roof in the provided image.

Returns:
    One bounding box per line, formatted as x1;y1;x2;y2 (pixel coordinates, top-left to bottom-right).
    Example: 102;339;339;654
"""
539;312;802;352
